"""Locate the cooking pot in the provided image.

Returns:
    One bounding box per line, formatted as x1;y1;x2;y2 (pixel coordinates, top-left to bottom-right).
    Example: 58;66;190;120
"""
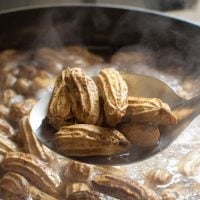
0;4;199;198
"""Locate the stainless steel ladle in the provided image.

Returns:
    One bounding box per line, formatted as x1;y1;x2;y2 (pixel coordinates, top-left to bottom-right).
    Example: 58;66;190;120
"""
29;74;200;165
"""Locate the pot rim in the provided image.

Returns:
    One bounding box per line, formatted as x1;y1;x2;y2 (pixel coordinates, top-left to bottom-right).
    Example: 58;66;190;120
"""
0;3;199;27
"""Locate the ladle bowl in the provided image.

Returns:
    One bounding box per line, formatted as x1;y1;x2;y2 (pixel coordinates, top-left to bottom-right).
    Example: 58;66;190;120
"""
29;73;200;165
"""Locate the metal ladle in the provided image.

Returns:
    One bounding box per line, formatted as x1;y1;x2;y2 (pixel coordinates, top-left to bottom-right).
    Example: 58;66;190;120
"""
29;74;200;165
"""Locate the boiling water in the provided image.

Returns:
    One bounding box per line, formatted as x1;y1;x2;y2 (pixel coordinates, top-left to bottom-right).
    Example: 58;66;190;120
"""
33;47;200;199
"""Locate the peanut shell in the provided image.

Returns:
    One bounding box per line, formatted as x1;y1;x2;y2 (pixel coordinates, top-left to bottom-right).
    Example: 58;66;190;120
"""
47;70;73;129
0;172;31;200
19;116;54;162
68;191;101;200
92;174;159;200
65;160;93;183
55;124;131;156
64;68;100;125
119;122;160;147
9;98;36;122
1;152;62;198
0;118;15;138
126;97;177;125
146;168;172;185
96;68;128;126
0;135;20;155
0;104;10;119
66;182;90;198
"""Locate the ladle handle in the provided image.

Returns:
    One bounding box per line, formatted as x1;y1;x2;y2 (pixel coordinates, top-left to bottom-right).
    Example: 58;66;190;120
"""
186;94;200;115
174;95;200;122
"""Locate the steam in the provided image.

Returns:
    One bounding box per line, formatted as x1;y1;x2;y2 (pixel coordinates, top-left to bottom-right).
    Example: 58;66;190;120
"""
8;7;199;98
30;11;63;48
31;9;87;48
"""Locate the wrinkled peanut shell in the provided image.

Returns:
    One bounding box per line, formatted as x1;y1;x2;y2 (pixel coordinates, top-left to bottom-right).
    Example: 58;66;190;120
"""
96;68;128;126
47;70;73;129
125;97;177;125
55;124;131;157
65;68;100;125
1;152;62;198
92;174;159;200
